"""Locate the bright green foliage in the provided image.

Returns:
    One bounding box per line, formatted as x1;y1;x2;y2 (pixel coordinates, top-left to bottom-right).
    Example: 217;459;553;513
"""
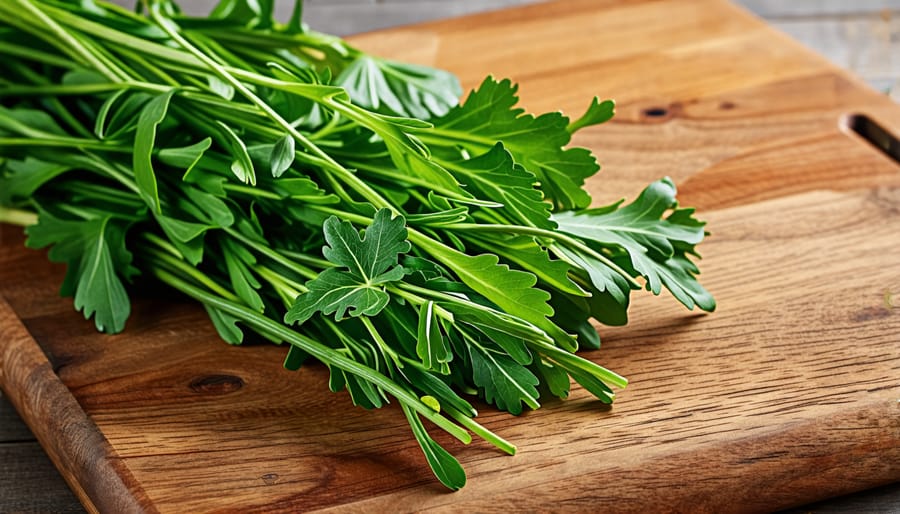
469;344;540;415
285;208;410;324
0;0;714;491
431;77;598;211
553;178;716;311
336;56;462;119
26;213;134;333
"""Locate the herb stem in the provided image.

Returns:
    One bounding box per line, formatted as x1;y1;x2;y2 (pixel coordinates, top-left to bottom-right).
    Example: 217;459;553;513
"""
444;222;640;288
224;227;319;281
444;406;517;455
0;206;38;227
0;137;132;153
150;265;472;444
5;0;118;80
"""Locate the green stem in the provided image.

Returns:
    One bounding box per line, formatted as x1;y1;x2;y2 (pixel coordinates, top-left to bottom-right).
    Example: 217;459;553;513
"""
0;137;132;153
146;5;392;212
7;0;118;80
528;339;628;389
224;227;318;281
150;265;472;444
443;222;641;288
360;316;402;368
222;184;282;200
255;265;305;307
0;41;77;69
444;406;517;456
0;206;38;227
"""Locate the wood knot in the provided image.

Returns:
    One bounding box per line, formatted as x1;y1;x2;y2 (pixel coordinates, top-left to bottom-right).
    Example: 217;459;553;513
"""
851;306;892;323
719;100;736;110
642;106;669;118
189;374;244;394
641;102;682;122
260;473;279;486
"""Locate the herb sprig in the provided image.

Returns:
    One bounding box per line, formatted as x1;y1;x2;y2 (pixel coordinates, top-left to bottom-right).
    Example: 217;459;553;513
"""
0;0;714;489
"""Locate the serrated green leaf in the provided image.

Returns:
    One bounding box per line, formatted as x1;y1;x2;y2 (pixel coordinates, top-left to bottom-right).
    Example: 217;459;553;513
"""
440;143;553;230
24;213;134;333
553;178;714;311
72;217;131;333
466;323;532;366
469;344;540;415
433;77;595;210
467;232;585;298
554;244;631;306
285;209;410;324
322;208;411;282
531;358;570;400
415;236;576;351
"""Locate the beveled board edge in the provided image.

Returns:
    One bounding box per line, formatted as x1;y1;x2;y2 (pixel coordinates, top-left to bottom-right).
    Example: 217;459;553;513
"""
0;295;156;514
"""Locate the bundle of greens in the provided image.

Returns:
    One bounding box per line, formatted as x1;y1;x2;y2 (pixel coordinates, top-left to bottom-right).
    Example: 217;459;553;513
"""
0;0;715;489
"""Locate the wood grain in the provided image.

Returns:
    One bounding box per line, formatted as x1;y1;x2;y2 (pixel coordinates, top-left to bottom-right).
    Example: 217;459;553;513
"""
1;0;900;512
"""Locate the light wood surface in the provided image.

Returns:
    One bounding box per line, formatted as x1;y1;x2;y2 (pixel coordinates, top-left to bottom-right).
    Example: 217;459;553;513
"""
2;0;900;511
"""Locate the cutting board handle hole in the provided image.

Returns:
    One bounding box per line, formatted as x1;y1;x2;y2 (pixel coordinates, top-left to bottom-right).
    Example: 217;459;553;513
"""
842;113;900;166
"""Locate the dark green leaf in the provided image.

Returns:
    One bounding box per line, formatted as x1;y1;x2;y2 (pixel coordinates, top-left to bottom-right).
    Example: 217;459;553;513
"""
134;89;176;213
159;137;212;175
531;358;570;400
440;143;553;230
469;344;540;415
26;213;132;333
214;121;256;185
0;158;72;203
402;404;467;490
416;300;451;372
269;133;295;177
205;304;244;344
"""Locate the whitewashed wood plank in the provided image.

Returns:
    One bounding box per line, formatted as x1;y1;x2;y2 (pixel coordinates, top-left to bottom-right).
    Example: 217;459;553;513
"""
771;17;900;86
736;0;900;18
303;1;542;35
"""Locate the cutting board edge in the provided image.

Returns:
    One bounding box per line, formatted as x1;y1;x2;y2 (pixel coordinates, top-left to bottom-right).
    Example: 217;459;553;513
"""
0;296;154;514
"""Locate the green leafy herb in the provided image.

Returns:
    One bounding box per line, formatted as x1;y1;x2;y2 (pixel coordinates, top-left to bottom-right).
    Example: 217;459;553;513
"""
0;0;714;490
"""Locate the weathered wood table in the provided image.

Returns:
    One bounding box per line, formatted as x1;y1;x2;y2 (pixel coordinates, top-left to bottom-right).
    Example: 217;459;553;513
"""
2;0;899;511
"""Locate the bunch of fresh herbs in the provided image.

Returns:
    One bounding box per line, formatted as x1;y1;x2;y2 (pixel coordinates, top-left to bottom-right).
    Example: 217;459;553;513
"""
0;0;715;489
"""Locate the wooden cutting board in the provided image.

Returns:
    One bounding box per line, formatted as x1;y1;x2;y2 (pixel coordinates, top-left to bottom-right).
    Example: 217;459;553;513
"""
2;0;899;512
